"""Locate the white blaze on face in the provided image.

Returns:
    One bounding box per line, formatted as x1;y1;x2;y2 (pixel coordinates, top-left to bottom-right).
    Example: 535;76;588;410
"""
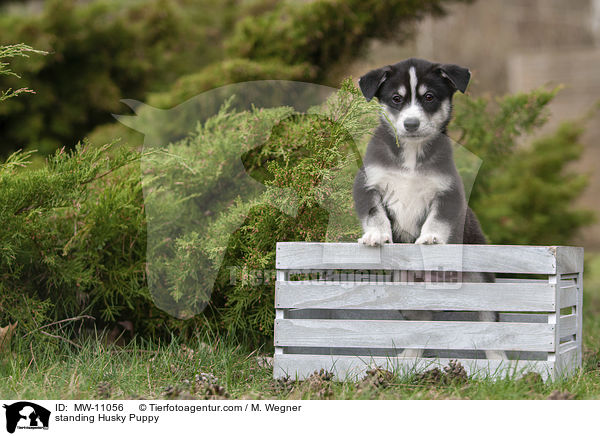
409;67;418;104
395;66;426;135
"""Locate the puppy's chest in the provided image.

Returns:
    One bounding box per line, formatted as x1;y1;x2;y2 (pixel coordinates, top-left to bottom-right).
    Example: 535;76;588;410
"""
365;165;451;233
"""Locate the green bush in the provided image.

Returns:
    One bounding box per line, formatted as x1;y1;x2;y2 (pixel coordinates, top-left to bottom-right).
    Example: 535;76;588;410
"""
0;0;236;154
0;45;158;336
0;44;45;102
227;0;467;76
147;58;317;109
88;0;467;148
155;0;470;104
473;121;593;245
1;0;467;155
0;143;145;332
452;89;595;244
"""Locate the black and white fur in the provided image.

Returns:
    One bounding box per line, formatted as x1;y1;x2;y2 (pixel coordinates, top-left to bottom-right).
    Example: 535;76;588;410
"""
353;58;506;360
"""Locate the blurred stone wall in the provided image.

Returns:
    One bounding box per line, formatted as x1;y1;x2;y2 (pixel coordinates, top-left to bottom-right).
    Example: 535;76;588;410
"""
347;0;600;248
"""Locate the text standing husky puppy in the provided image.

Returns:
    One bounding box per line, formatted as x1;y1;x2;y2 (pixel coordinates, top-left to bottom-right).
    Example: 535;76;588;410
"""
353;58;506;360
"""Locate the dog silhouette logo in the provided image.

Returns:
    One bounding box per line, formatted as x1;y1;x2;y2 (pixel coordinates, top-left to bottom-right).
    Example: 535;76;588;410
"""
3;402;50;433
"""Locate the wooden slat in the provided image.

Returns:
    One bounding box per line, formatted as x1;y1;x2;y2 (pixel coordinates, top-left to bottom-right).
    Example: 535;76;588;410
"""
275;270;287;356
556;343;579;378
430;312;548;323
276;281;555;312
559;286;577;308
576;271;583;368
273;354;555;381
559;314;577;338
276;243;558;273
275;319;555;352
554;246;584;275
559;340;578;353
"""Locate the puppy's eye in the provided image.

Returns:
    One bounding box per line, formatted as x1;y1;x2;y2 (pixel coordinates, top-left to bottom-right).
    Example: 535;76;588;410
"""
424;92;435;102
391;94;403;104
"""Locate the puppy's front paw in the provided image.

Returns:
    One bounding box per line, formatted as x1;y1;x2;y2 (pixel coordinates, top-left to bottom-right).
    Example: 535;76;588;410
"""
415;233;440;245
358;229;392;246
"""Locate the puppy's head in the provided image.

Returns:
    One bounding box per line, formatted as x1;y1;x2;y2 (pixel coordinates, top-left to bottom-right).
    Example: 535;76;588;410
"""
359;58;470;141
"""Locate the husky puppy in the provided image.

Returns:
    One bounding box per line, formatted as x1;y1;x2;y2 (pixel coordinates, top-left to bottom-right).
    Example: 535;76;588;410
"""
353;58;506;360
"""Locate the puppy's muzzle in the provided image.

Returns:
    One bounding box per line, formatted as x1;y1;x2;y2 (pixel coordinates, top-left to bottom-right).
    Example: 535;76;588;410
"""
403;117;420;132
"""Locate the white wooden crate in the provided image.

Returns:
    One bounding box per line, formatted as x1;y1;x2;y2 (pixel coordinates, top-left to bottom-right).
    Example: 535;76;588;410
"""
273;243;583;381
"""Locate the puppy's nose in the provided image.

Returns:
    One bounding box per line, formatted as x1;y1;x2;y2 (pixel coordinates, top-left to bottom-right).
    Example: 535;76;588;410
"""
404;117;420;132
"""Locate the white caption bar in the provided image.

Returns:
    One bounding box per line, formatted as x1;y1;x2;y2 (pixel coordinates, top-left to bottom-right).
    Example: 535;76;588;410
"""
0;400;595;435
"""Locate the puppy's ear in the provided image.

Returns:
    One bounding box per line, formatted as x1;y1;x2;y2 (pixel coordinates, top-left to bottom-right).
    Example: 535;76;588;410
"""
437;64;471;93
358;66;392;102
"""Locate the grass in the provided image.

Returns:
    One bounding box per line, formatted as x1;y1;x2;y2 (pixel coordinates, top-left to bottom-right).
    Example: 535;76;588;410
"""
2;255;600;400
